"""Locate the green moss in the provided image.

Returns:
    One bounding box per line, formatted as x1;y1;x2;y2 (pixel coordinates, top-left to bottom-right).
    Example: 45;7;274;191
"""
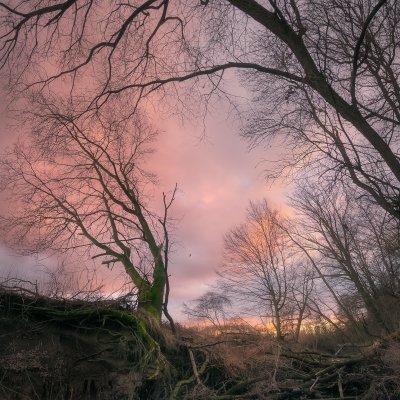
137;263;166;322
1;290;171;381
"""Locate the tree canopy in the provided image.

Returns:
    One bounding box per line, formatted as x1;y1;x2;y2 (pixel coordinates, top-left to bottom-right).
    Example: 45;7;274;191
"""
1;0;399;217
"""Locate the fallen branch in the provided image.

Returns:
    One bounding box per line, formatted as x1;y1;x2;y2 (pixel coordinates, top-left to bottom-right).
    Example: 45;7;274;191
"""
188;347;202;385
169;349;209;400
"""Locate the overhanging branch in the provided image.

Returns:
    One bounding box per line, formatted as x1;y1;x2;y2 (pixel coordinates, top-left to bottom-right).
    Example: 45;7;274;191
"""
97;62;305;101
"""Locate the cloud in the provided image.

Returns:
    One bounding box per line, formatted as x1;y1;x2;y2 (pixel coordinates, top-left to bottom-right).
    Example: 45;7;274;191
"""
0;96;287;321
149;109;286;319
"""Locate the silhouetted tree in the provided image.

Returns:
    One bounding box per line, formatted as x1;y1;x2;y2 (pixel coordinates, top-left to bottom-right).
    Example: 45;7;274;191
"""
0;0;399;217
184;290;232;331
0;102;176;323
290;182;400;333
218;200;312;340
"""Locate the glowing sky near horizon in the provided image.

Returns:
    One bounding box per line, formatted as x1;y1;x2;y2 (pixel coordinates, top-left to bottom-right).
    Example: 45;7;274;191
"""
0;93;288;321
151;110;288;317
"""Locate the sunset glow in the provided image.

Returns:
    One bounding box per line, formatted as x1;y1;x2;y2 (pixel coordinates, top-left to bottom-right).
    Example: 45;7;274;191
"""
0;86;288;321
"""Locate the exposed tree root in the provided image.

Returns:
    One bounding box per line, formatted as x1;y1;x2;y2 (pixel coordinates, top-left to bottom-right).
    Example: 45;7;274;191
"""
0;288;175;399
1;288;400;399
169;348;210;400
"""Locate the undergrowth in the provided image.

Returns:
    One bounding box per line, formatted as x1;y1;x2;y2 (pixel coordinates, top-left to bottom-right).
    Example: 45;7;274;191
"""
1;289;400;399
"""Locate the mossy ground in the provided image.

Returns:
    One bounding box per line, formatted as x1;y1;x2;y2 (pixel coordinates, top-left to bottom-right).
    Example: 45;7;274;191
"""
0;289;176;400
1;289;399;400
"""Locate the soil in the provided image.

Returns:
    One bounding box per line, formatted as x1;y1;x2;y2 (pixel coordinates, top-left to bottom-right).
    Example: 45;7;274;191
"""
1;288;400;400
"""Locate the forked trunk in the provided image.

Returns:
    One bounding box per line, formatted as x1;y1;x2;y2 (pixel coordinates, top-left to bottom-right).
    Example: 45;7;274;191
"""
137;261;166;322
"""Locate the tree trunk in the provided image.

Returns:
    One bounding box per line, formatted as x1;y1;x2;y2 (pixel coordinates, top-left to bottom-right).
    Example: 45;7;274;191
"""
294;306;306;343
136;262;166;322
273;305;284;341
122;257;166;323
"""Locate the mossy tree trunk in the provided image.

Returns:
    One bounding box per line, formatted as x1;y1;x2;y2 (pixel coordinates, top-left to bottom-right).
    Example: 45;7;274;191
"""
132;198;167;322
136;261;166;322
122;257;166;323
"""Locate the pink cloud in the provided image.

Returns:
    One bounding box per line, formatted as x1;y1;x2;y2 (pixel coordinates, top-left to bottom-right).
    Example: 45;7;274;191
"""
0;92;287;321
147;111;286;320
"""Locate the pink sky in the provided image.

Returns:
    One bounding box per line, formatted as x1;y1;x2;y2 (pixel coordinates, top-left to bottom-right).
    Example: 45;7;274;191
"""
0;92;288;321
148;108;288;318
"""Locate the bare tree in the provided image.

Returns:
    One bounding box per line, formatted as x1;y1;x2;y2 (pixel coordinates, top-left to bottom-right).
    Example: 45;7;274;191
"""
0;102;177;323
184;290;232;331
290;182;400;334
0;0;399;218
239;0;400;218
290;263;314;342
217;200;309;340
